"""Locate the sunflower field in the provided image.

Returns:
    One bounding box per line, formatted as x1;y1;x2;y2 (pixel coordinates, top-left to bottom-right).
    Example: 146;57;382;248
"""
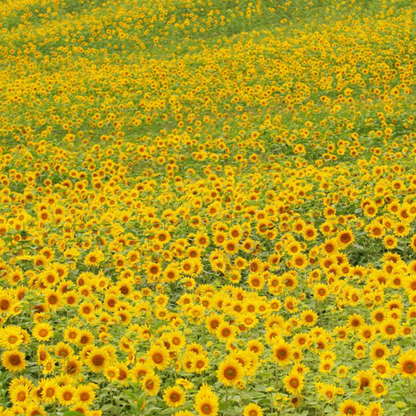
0;0;416;415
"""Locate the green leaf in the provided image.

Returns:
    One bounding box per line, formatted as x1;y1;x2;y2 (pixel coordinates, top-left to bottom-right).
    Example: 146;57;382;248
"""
100;404;114;411
63;411;85;416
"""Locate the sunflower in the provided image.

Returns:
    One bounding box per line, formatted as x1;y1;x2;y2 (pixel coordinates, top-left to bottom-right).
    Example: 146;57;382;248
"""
293;333;311;350
369;342;390;361
332;325;348;341
389;273;403;289
233;257;248;271
76;384;96;406
370;307;386;325
194;232;210;248
84;250;104;266
77;329;95;347
70;404;89;415
300;310;318;327
239;314;258;330
170;331;186;350
371;379;387;398
55;342;74;360
32;322;54;342
146;262;162;279
194;384;219;416
9;384;30;405
269;299;282;312
141;373;161;396
64;291;78;306
174;411;194;416
205;314;224;334
41;379;59;403
402;324;413;337
163;266;181;283
247;273;265;290
223;239;239;255
63;357;83;377
26;403;46;416
396;350;416;379
337;228;354;248
147;343;170;370
338;399;364;415
272;340;293;367
367;222;385;239
315;382;337;402
181;258;198;276
42;358;55;375
57;385;77;406
292;253;308;269
243;403;264;416
104;365;120;382
318;360;333;374
379;319;400;340
336;365;349;378
395;222;410;237
163;385;186;408
213;230;227;246
284;296;299;313
85;347;111;373
313;283;329;301
410;234;416;251
383;234;398;249
353;370;375;393
405;270;416;293
283;370;304;396
230;349;254;374
1;350;26;372
347;314;365;331
0;326;23;350
176;378;194;391
7;268;24;286
247;339;264;355
267;254;281;270
192;354;210;374
131;360;153;380
41;268;59;287
366;402;383;416
358;325;376;343
216;322;237;342
217;357;244;387
103;293;118;311
45;289;62;311
302;224;318;241
322;238;339;255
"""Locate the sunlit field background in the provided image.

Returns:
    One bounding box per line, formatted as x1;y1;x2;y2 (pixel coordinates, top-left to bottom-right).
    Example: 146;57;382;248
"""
0;0;416;415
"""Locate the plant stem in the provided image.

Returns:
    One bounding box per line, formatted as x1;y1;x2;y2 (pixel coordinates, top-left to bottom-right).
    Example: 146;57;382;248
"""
276;365;279;391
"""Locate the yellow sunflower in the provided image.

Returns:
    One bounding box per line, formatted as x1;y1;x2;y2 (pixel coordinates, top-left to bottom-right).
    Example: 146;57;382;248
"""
163;385;186;408
1;350;26;372
216;357;244;387
272;340;293;367
397;350;416;379
283;370;304;396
